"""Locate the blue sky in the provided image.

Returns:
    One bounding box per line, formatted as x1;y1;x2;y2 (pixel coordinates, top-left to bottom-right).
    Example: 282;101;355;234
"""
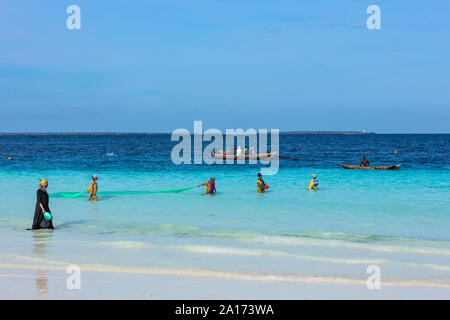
0;0;449;133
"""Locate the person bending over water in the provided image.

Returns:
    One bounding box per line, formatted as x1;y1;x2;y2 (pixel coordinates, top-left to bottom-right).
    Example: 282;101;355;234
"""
308;174;319;191
198;176;216;194
88;174;99;200
360;157;370;167
32;180;54;230
257;173;266;193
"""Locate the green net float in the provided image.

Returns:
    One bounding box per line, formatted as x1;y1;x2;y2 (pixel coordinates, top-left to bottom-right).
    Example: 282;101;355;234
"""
44;212;53;221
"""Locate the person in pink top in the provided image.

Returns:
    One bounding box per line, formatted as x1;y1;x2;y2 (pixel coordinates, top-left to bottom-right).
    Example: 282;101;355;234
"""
198;176;216;194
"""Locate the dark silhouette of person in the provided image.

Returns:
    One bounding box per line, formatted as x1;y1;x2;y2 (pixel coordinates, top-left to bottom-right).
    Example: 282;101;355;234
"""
360;157;370;167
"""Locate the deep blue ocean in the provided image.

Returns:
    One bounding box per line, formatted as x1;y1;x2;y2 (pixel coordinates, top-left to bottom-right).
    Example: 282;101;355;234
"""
1;134;449;171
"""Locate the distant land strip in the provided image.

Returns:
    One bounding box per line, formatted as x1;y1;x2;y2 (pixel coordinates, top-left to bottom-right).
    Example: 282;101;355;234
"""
0;131;375;136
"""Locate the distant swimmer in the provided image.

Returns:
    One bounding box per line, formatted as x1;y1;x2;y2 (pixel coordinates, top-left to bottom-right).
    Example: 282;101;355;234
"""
360;157;370;167
7;157;12;160
198;176;216;194
88;174;99;200
257;173;266;193
308;174;319;191
32;179;54;230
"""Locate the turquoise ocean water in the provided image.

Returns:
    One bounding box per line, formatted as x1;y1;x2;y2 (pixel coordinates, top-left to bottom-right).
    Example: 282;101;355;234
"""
0;134;449;286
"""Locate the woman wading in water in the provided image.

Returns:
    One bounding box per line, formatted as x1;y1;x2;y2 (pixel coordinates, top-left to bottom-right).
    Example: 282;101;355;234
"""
32;179;54;230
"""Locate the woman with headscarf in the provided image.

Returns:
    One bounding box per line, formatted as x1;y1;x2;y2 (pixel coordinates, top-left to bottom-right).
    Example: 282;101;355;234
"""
308;174;319;191
32;179;54;230
88;174;99;200
257;173;266;193
198;176;216;194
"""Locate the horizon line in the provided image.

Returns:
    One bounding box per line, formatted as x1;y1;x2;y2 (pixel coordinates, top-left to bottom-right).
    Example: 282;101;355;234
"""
0;131;448;135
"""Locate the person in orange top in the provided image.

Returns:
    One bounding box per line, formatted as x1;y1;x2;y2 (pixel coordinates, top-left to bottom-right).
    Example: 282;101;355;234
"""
88;174;99;200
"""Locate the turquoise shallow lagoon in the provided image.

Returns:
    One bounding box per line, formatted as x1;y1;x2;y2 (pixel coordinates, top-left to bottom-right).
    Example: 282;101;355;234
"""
0;134;449;294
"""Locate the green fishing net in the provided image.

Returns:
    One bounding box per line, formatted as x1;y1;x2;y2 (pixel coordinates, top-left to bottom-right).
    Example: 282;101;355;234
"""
51;186;198;198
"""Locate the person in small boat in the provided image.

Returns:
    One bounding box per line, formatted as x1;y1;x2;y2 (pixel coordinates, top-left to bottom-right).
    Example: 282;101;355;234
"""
360;157;370;167
198;176;216;194
32;179;54;230
88;174;99;200
257;173;266;193
308;174;319;191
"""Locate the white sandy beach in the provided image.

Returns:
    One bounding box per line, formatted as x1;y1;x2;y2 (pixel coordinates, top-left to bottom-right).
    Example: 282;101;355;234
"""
1;264;450;300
